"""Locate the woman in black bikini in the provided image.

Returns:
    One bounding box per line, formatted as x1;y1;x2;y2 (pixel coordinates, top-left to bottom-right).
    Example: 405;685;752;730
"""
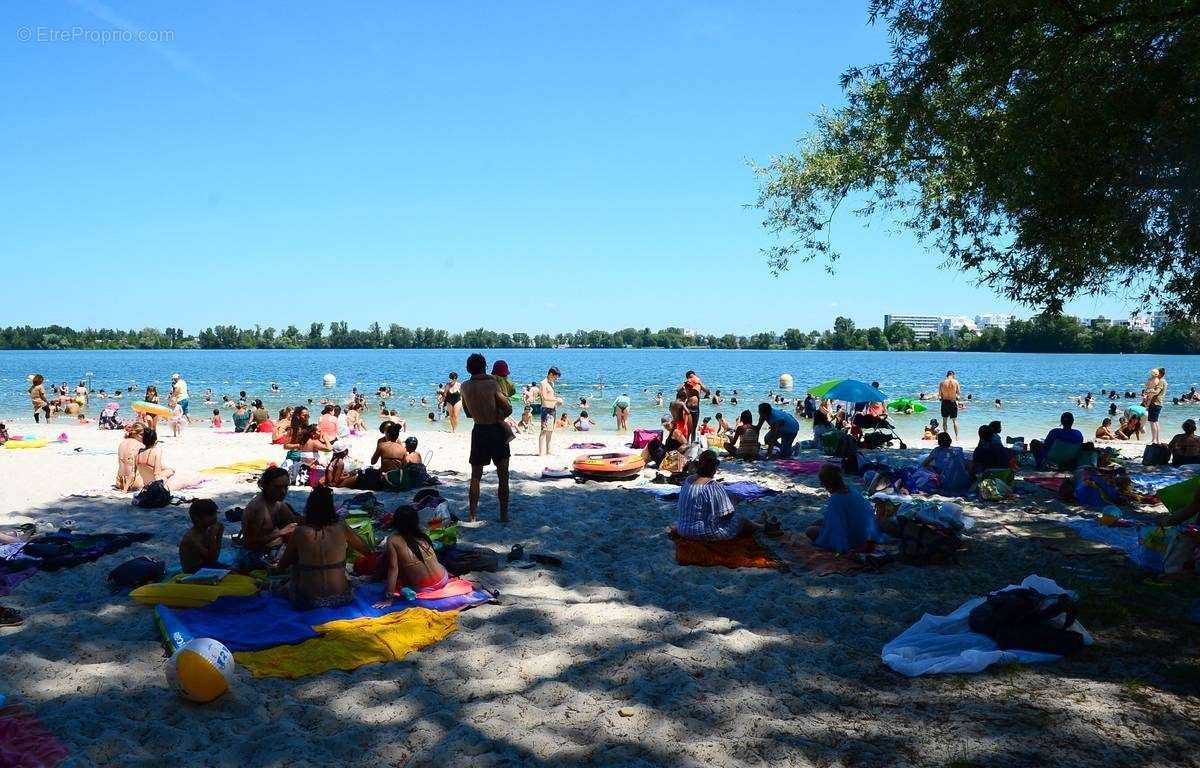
277;486;371;609
444;372;462;433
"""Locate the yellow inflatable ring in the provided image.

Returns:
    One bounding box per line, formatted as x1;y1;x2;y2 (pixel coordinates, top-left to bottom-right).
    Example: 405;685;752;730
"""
132;400;172;418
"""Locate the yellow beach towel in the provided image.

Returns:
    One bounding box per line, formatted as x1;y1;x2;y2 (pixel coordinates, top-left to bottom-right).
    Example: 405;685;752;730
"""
200;459;273;475
235;608;458;679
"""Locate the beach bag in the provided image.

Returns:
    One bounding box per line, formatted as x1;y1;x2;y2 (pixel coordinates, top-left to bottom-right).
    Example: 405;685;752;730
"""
108;556;165;589
352;551;385;579
897;518;959;565
131;480;171;509
631;429;659;449
659;450;687;473
1142;443;1171;467
438;544;499;575
978;478;1012;501
968;588;1083;655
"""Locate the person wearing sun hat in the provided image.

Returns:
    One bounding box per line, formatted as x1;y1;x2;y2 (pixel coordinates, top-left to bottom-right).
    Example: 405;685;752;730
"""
1144;367;1167;444
491;360;516;399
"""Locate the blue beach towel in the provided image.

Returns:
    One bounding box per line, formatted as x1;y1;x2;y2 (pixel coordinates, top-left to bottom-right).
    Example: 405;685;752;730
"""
639;481;779;503
156;582;493;652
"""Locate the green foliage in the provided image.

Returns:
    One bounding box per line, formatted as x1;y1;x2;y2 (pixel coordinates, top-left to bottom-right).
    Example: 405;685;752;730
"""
0;316;1197;352
755;0;1200;315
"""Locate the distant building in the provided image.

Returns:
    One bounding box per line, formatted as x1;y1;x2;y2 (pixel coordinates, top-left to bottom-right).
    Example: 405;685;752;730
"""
1151;311;1170;332
974;313;1014;331
883;314;942;341
939;315;978;336
1127;314;1154;333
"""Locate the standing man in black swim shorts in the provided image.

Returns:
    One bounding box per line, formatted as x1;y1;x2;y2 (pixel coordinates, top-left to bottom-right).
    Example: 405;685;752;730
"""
938;370;961;441
461;353;513;523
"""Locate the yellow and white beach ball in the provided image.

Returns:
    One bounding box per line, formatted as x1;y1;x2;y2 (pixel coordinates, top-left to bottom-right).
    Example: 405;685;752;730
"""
166;638;235;703
779;373;794;389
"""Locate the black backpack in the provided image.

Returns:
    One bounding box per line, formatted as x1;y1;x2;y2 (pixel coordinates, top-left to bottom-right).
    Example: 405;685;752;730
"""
108;556;165;589
132;480;172;509
897;517;959;565
968;587;1084;655
438;543;499;575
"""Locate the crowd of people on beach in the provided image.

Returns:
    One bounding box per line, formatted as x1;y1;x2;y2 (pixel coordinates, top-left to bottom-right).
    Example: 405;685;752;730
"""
5;356;1200;630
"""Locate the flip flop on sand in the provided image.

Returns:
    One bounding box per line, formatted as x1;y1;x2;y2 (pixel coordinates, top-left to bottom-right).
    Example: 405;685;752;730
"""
459;520;487;529
0;606;23;627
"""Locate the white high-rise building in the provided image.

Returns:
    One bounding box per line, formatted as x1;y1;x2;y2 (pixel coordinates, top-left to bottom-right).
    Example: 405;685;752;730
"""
939;315;978;335
1127;313;1154;333
883;314;943;341
974;313;1014;331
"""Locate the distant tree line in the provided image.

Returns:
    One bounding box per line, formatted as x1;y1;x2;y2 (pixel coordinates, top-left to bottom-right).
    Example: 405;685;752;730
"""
0;315;1197;354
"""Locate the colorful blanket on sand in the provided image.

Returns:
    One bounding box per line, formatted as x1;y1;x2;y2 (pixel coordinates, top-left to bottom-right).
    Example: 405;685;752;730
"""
156;579;492;653
567;442;606;450
0;703;70;768
1128;466;1200;495
0;531;152;574
641;481;779;502
773;459;833;475
766;533;872;576
235;608;459;679
668;528;780;569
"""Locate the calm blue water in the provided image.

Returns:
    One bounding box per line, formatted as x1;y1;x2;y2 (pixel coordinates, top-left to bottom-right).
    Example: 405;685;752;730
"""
3;349;1198;441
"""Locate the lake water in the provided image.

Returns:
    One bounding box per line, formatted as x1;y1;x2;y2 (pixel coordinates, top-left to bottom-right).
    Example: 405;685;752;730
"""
3;349;1197;443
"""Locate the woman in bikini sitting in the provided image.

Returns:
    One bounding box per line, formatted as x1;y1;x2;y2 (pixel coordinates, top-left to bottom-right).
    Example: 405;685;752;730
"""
373;504;450;608
133;427;187;491
277;486;371;610
116;422;146;491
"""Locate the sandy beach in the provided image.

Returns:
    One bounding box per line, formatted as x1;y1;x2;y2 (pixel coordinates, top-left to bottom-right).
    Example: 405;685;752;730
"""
1;418;1199;768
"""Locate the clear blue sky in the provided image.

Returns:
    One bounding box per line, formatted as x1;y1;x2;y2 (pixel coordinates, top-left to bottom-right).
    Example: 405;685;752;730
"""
3;0;1131;335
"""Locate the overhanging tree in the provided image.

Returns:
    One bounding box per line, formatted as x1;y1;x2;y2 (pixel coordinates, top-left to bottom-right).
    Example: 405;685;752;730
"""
755;0;1199;315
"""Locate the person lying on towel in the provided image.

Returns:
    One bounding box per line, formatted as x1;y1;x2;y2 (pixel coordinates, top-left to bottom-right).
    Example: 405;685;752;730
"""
373;505;451;608
675;450;777;541
805;464;880;554
277;486;372;610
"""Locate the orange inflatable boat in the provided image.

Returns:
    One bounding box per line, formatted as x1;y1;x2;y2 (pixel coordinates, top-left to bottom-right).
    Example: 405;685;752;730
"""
572;452;646;480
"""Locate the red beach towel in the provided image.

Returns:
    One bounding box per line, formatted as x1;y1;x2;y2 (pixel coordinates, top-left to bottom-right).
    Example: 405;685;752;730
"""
669;528;780;569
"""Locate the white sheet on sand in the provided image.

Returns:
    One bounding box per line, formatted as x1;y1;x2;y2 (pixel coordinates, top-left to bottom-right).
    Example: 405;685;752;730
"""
881;575;1093;677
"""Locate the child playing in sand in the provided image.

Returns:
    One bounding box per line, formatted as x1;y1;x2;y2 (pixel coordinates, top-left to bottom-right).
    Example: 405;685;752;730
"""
179;499;225;574
211;409;222;429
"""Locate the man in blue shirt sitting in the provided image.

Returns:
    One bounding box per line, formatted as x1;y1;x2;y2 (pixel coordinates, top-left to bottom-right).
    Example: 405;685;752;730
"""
757;402;800;459
1032;411;1084;468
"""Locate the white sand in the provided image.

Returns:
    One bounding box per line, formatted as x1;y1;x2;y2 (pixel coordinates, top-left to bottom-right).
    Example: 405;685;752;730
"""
1;420;1198;767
